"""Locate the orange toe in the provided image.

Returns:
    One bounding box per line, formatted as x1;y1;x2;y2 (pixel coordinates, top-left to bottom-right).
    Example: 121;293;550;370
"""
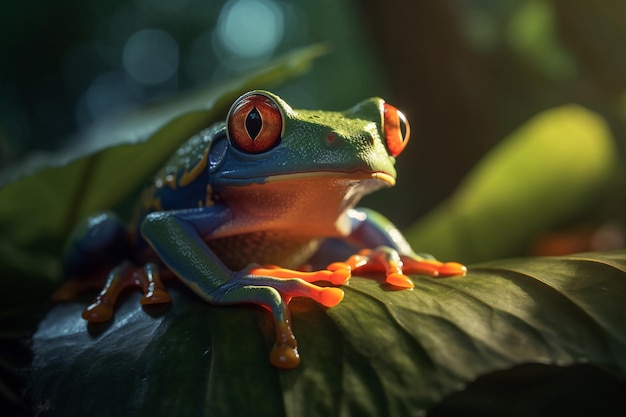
319;287;344;307
329;268;351;285
386;273;415;289
436;262;467;277
82;302;113;323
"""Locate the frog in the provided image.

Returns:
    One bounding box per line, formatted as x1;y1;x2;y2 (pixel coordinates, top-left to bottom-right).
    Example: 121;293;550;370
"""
55;90;466;369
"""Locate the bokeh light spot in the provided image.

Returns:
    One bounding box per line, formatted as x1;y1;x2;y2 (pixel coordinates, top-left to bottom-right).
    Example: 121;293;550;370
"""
216;0;284;60
122;29;179;85
75;71;136;128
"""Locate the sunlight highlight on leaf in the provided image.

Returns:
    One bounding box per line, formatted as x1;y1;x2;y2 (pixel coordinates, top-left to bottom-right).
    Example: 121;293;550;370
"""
405;105;619;264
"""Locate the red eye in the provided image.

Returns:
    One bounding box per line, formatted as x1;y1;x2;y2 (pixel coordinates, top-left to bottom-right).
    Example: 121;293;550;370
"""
227;93;283;154
383;103;410;157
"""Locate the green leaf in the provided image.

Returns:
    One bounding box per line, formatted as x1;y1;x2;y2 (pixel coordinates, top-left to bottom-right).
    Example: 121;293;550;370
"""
29;251;626;416
405;105;619;264
0;44;327;253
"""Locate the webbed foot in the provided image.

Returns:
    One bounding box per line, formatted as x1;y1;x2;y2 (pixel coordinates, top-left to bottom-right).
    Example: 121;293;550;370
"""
249;264;351;285
329;247;467;289
248;265;347;306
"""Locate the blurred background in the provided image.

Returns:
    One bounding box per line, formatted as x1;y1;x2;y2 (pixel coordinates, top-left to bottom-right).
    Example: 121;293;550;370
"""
1;0;625;239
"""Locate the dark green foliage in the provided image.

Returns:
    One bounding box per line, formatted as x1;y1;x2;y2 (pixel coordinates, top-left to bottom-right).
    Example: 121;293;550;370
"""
28;252;626;416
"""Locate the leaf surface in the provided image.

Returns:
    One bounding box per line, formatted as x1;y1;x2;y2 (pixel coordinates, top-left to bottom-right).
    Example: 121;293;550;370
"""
29;251;626;416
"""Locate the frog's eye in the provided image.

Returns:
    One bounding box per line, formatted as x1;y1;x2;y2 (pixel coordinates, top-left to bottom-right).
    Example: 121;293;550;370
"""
227;93;283;154
383;103;410;157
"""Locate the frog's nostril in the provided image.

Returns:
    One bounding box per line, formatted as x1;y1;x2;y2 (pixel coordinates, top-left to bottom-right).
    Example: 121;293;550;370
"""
325;132;338;145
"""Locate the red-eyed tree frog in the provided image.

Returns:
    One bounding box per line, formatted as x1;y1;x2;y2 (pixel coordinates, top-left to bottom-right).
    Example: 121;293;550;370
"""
55;90;466;369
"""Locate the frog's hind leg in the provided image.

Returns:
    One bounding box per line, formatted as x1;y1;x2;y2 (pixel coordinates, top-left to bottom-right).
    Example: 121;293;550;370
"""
54;212;132;301
82;262;171;323
62;212;131;278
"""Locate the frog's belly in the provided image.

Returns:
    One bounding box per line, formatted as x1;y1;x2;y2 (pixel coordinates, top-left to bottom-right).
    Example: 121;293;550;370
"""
207;232;322;271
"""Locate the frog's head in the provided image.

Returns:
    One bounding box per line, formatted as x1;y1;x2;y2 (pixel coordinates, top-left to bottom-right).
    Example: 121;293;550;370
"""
208;90;410;235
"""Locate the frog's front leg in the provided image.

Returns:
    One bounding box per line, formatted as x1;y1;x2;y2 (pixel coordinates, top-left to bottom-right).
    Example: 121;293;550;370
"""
331;208;467;288
140;208;344;369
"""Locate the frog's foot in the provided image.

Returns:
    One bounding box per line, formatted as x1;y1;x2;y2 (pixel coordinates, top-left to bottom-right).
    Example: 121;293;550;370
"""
82;262;171;323
401;256;467;278
249;265;351;285
207;271;345;368
329;247;467;290
247;267;346;306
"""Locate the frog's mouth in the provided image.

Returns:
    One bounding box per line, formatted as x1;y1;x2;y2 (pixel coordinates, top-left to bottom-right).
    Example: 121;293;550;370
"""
260;170;396;187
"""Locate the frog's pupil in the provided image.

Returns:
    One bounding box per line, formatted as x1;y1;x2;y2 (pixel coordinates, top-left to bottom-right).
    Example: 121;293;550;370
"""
246;107;262;140
399;119;407;141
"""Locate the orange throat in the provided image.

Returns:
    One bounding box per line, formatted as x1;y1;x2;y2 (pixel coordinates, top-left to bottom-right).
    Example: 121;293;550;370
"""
212;171;393;239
